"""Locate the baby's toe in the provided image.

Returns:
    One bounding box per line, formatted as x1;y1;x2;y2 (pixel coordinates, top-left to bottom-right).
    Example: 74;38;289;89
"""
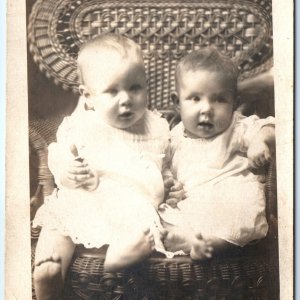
195;232;203;240
149;235;154;243
143;228;151;235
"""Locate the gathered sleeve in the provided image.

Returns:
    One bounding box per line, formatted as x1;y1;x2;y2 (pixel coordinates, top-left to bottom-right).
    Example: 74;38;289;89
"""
235;113;275;152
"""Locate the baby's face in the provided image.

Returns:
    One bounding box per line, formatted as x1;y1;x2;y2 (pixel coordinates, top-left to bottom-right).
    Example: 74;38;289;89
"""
82;50;147;129
178;69;235;139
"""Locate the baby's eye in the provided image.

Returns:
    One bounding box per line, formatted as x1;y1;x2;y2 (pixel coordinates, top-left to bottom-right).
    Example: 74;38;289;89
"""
214;96;227;103
191;96;201;101
105;89;118;96
130;84;142;92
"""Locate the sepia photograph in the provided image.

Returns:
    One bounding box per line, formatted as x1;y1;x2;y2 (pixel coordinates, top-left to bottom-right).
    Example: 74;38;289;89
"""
6;0;293;299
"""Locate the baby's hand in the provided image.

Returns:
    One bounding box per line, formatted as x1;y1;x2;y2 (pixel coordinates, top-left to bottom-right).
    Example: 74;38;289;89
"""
61;143;99;190
247;140;272;169
81;169;99;191
163;177;185;208
61;159;92;189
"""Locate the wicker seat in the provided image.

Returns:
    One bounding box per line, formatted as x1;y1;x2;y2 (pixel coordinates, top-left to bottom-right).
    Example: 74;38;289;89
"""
28;0;278;299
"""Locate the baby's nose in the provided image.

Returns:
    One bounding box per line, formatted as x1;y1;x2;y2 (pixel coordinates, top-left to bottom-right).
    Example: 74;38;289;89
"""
199;99;212;114
119;91;131;105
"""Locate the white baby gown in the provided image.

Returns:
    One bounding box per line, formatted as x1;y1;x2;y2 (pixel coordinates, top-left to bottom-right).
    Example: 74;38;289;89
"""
159;111;275;247
33;105;170;253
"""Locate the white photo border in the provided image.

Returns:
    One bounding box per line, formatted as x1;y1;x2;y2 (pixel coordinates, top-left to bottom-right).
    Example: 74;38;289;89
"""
5;0;294;299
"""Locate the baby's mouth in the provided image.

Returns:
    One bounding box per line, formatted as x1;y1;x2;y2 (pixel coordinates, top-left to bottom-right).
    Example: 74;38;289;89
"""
119;111;134;119
197;121;213;130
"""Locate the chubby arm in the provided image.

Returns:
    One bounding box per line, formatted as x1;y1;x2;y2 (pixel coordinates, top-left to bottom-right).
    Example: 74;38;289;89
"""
247;125;275;168
48;118;99;191
161;143;185;207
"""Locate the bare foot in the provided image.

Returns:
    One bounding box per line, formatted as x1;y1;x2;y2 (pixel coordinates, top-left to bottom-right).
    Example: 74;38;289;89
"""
104;228;155;272
164;227;193;253
190;233;213;260
33;253;63;300
164;229;213;260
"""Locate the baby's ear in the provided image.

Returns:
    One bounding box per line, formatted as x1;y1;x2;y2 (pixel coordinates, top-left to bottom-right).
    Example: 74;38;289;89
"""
234;95;241;111
79;85;94;111
171;92;180;111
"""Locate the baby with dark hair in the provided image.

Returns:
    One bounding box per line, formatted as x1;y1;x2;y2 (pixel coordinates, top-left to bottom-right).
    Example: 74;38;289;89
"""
159;47;275;260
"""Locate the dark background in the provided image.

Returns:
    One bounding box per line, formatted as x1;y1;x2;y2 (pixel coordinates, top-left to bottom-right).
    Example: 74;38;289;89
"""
27;0;78;120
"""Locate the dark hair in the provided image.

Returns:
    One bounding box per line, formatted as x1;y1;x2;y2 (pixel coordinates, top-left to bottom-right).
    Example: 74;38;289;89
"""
175;47;239;95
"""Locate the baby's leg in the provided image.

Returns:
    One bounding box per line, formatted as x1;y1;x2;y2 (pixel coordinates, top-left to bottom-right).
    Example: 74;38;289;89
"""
33;227;75;300
104;228;155;272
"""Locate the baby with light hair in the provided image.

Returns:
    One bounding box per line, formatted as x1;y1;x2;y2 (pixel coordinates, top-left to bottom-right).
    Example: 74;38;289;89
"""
33;33;173;300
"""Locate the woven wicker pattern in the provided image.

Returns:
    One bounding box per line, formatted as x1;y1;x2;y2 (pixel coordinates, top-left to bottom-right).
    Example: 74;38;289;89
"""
29;114;65;198
28;0;273;109
60;251;269;300
30;236;270;300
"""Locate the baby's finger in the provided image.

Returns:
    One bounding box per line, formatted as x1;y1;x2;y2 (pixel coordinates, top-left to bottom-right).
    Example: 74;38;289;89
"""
82;176;99;191
170;181;183;191
67;173;90;182
166;198;179;208
164;177;174;188
69;166;91;175
169;190;184;199
69;160;88;168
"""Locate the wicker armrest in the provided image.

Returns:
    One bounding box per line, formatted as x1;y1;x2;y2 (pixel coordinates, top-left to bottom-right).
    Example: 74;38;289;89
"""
29;114;67;219
29;126;55;220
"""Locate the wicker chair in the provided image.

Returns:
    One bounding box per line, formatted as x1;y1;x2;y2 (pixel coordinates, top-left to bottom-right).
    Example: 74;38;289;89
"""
28;0;278;299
